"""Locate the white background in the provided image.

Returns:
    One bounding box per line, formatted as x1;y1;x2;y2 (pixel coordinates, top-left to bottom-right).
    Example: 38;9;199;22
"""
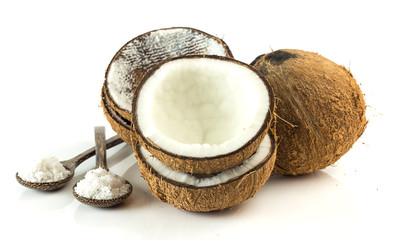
1;0;394;239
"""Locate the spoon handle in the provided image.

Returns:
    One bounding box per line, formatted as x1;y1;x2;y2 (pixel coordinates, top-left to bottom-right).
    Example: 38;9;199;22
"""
61;134;123;171
95;126;108;170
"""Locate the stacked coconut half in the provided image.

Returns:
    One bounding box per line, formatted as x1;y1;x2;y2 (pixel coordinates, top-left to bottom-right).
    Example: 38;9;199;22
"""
101;27;276;212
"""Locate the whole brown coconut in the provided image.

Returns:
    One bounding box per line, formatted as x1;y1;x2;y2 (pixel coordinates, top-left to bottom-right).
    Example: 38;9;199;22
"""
251;49;367;175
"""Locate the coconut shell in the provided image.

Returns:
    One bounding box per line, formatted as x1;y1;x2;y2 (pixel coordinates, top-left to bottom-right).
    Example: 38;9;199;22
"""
251;49;367;175
131;55;275;174
104;27;233;122
102;82;129;125
133;131;277;212
101;85;134;146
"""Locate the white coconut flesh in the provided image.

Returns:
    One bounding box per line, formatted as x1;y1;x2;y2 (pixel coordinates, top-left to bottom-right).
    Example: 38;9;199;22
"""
106;28;230;112
136;57;270;158
141;134;271;187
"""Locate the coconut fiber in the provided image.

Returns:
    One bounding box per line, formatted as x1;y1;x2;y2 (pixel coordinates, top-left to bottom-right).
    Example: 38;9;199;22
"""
251;49;367;175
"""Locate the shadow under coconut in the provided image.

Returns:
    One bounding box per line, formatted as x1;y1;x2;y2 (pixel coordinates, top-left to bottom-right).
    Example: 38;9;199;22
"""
186;201;247;217
244;171;359;221
187;170;357;218
120;161;158;210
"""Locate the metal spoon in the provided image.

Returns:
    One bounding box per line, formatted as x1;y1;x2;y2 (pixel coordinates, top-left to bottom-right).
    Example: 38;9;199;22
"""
16;134;123;191
72;126;133;207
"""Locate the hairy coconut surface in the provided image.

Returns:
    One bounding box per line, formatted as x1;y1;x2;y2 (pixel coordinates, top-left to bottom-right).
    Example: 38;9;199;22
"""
132;55;274;174
104;27;233;121
134;132;276;212
251;49;367;175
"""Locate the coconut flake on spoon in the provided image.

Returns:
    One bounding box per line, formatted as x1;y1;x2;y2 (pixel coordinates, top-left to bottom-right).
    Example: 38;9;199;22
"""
16;135;123;191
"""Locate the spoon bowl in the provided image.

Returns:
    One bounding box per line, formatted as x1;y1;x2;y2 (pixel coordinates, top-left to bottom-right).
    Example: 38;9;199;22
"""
16;135;123;191
73;126;133;207
72;182;132;207
16;170;74;191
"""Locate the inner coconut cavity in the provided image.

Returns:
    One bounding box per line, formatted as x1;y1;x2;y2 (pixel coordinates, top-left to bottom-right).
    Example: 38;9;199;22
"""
136;57;270;157
141;134;271;187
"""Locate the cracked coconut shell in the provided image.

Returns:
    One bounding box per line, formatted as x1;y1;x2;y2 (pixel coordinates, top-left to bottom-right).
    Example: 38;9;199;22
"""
251;49;367;175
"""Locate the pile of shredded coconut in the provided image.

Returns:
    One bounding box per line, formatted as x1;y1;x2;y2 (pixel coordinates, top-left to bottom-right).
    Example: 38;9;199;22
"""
18;156;71;182
74;167;130;200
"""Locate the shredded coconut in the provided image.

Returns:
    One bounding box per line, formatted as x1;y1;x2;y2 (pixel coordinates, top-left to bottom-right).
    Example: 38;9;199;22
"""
74;167;130;200
18;156;71;183
106;28;229;112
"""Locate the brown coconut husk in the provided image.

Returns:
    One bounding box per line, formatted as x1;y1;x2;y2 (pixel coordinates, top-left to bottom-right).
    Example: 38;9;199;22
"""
101;85;134;146
131;55;275;174
133;131;277;212
251;49;367;175
104;27;233;121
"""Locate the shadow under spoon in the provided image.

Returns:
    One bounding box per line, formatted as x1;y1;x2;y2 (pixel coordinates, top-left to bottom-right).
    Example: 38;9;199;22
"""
16;135;123;191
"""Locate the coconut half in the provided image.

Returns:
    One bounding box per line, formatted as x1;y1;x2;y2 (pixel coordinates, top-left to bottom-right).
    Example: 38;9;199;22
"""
104;27;233;121
251;49;367;175
134;131;276;212
132;55;274;174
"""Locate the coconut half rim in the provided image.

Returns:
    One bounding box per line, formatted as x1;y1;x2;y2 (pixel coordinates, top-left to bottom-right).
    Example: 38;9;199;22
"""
101;85;134;146
105;27;233;120
134;131;276;211
132;55;274;174
142;133;273;188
